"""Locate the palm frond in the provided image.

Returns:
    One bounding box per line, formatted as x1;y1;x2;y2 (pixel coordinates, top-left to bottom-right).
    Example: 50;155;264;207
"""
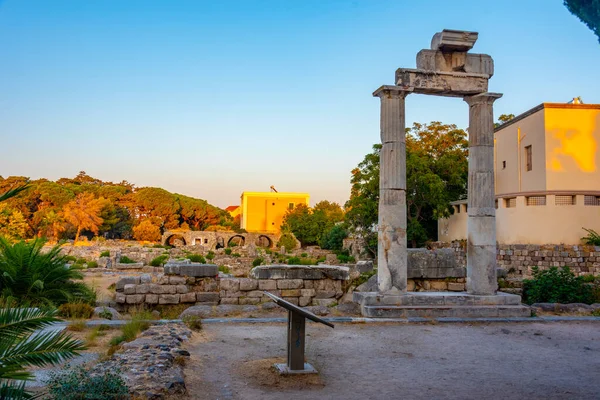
0;380;36;399
0;308;59;340
0;184;30;203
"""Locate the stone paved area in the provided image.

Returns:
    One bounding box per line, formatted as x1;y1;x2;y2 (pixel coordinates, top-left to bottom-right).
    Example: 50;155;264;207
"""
184;321;600;400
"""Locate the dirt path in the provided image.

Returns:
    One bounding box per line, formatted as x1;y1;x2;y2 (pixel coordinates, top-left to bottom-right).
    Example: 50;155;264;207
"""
184;321;600;400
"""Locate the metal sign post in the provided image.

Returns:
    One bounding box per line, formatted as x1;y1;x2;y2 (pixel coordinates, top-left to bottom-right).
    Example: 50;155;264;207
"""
264;291;334;375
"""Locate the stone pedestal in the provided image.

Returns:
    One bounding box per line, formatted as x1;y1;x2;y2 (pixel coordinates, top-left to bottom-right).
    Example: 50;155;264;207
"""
464;93;502;295
373;86;409;293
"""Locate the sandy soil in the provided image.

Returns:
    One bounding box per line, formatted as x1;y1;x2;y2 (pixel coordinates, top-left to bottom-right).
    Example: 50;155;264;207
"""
81;272;120;303
183;321;600;400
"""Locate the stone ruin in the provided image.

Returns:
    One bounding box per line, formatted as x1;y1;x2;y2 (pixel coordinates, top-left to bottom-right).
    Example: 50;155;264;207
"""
354;29;530;318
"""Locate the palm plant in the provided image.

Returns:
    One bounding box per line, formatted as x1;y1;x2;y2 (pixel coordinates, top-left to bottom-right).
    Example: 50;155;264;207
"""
0;238;95;307
0;184;29;203
0;307;85;399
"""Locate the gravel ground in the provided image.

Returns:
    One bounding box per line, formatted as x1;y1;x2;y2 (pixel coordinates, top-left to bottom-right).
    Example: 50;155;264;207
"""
184;321;600;400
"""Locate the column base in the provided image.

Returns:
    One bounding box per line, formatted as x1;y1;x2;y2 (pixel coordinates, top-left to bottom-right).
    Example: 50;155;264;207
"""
274;363;318;375
353;291;531;318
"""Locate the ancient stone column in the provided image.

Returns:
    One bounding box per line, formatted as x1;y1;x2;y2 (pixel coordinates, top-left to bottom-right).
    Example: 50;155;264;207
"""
373;86;408;293
463;92;502;295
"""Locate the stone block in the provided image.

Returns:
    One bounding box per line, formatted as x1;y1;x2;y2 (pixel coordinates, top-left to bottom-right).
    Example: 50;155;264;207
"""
158;274;170;285
169;276;187;285
116;276;140;291
176;285;189;294
395;69;489;97
429;281;448;291
258;279;277;290
239;297;260;305
416;49;493;77
430;29;478;52
220;279;240;291
140;273;152;284
123;284;136;295
196;293;220;303
163;264;180;275
448;282;465;291
299;296;311;307
162;285;177;295
135;284;150;294
115;293;126;304
126;294;145;304
408;248;465;278
277;279;304;289
281;289;301;297
239;278;258;291
246;290;264;298
220;298;239;305
300;289;316;297
250;265;349;280
159;294;180;304
302;280;314;289
178;264;218;277
180;292;197;303
315;291;336;299
312;298;336;307
226;291;243;298
149;284;162;294
283;297;299;306
355;260;374;274
145;294;159;304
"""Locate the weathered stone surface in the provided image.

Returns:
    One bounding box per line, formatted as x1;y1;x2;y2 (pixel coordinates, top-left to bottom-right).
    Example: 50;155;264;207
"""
448;282;466;291
115;262;144;270
334;302;361;315
162;285;177;295
169;276;187;285
355;260;374;274
277;279;304;289
300;289;316;297
239;278;258;291
220;279;240;291
315;291;336;299
431;29;478;52
416;49;494;76
246;290;264;298
395;69;489;97
140;273;152;284
158;274;170;285
195;292;220;303
407;248;465;278
258;279;277;290
281;289;301;297
220;298;239;305
116;276;140;291
93;306;122;320
176;285;188;294
135;284;149;294
180;305;213;319
123;284;136;295
250;265;349;280
282;297;299;306
239;297;260;305
159;294;180;304
180;292;196;303
298;296;311;307
178;264;218;277
115;293;126;304
355;274;377;292
126;294;145;304
145;294;159;304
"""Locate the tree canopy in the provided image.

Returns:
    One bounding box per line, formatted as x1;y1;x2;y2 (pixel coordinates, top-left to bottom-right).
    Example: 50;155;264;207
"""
564;0;600;43
0;172;231;242
345;122;469;250
281;201;345;247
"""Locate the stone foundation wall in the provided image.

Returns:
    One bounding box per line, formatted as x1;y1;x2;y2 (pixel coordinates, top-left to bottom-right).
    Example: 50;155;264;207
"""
431;242;600;278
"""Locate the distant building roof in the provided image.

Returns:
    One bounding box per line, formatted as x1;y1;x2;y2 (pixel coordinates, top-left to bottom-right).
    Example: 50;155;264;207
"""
495;102;600;133
225;205;240;212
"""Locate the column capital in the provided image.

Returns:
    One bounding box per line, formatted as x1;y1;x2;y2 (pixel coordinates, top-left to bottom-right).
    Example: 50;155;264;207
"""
373;85;410;99
463;92;502;105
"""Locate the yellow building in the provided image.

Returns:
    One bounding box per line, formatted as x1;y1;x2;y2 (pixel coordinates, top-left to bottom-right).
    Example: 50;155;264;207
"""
439;101;600;244
240;192;310;234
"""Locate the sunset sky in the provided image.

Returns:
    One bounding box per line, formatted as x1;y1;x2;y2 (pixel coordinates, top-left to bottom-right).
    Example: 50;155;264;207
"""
1;0;598;208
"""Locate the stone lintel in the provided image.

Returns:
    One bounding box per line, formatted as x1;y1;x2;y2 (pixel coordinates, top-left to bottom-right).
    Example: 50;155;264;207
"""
463;92;503;105
431;29;478;52
395;69;488;97
373;85;410;98
416;49;494;77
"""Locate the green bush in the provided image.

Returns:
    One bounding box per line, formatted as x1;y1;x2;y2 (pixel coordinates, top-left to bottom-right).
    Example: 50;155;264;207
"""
316;256;326;263
231;253;241;258
182;315;203;331
0;238;96;306
224;248;232;255
300;253;308;258
64;255;77;262
287;256;301;265
581;228;600;245
118;256;136;264
206;251;215;261
99;250;110;257
150;254;169;267
187;254;206;263
336;250;355;264
320;225;348;251
98;307;114;320
87;261;98;268
218;265;230;274
45;364;128;400
58;303;95;319
277;233;297;252
522;266;595;305
252;257;264;267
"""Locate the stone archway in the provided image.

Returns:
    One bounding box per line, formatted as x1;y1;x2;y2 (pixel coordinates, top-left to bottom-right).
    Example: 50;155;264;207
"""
227;235;245;247
255;235;273;248
165;234;187;247
215;237;225;249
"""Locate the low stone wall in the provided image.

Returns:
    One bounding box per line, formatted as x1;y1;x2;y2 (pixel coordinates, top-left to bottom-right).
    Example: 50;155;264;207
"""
431;242;600;278
114;264;350;308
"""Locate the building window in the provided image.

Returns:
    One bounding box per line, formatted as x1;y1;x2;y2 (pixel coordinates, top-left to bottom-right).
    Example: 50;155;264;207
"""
495;200;498;209
204;238;208;244
525;145;532;171
502;161;506;169
288;203;295;210
555;195;575;206
505;198;516;208
456;205;460;213
272;202;275;206
526;196;546;206
584;195;600;206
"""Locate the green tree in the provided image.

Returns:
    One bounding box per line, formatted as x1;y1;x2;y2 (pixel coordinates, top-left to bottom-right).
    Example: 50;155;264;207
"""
345;122;469;249
564;0;600;43
320;224;348;251
494;113;515;128
132;219;162;242
281;204;320;246
0;238;95;306
63;193;105;243
0;307;86;399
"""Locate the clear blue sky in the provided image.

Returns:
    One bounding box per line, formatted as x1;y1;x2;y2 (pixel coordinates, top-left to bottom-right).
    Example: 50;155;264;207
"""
0;0;598;208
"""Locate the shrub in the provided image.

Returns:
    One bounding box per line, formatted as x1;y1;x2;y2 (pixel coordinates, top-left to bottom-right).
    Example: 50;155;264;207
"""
182;315;203;331
218;265;230;274
99;250;110;257
231;253;241;258
277;233;297;252
300;253;308;258
206;251;215;261
45;364;128;400
252;257;264;267
0;238;95;306
581;228;600;245
224;248;232;255
336;250;355;264
187;254;206;263
118;256;136;264
58;303;95;319
64;255;77;262
98;307;114;320
316;256;326;263
87;261;98;268
287;256;301;265
320;225;348;251
67;320;87;332
522;266;595;305
132;219;161;242
150;254;169;267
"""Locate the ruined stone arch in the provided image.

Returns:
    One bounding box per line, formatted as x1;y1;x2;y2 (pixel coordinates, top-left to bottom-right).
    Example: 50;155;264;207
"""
227;234;245;247
255;235;273;248
165;234;187;247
